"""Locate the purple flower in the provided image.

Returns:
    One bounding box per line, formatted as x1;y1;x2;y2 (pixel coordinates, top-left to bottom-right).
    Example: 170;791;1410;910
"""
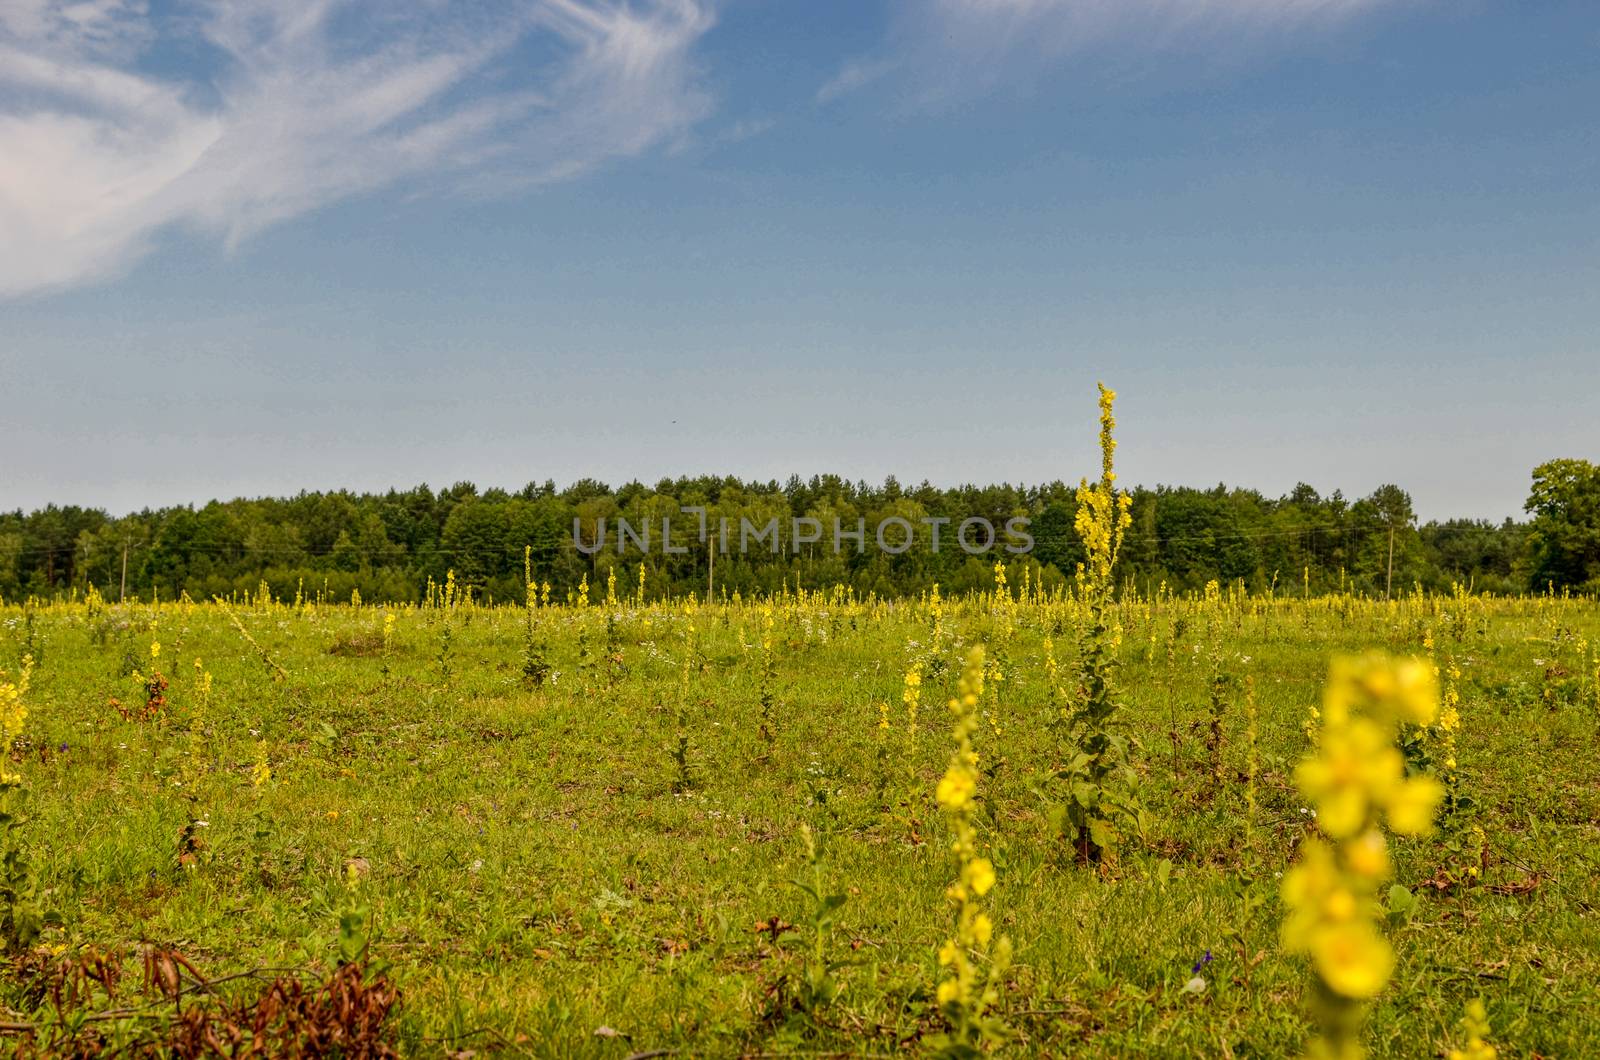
58;743;68;752
1191;950;1213;974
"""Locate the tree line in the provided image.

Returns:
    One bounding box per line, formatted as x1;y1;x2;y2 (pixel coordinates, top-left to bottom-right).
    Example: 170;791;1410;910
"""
3;460;1596;604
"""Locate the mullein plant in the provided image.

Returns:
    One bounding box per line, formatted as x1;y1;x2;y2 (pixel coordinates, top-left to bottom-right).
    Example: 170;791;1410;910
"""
1203;582;1231;788
603;611;625;688
926;583;949;678
0;655;50;950
1420;629;1489;882
1433;638;1467;815
1242;676;1260;851
787;823;850;1013
434;570;457;685
1586;636;1600;714
670;615;699;793
900;660;926;834
757;603;778;746
1447;999;1498;1060
218;597;289;682
874;700;893;811
1413;628;1472;819
1052;383;1144;864
1041;635;1067;737
1220;675;1268;989
380;611;396;680
989;562;1013;691
979;566;1012;832
930;647;1011;1058
575;575;595;690
521;548;550;687
1163;614;1189;775
125;637;168;722
1281;655;1445;1060
177;656;216;872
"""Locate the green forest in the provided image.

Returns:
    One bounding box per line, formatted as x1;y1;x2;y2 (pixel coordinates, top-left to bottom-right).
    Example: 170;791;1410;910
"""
4;459;1597;603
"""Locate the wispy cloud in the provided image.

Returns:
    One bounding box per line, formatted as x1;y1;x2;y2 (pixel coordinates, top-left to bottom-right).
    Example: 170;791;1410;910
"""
0;0;716;297
815;56;898;104
715;115;777;143
820;0;1403;105
923;0;1396;49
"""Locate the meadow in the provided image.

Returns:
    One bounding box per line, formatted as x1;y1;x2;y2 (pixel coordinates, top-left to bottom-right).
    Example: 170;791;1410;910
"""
0;574;1596;1057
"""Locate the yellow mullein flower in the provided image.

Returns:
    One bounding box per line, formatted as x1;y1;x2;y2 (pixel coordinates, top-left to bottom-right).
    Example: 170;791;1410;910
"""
1313;922;1394;1000
0;656;33;785
964;857;995;896
903;663;922;739
1386;775;1445;836
251;741;272;788
1295;718;1397;838
936;768;975;810
930;647;1010;1054
1344;830;1390;880
1283;653;1445;1059
1448;999;1497;1060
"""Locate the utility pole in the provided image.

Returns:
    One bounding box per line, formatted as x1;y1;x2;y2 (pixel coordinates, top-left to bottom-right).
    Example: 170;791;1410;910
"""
120;536;129;603
1384;521;1395;601
706;532;715;601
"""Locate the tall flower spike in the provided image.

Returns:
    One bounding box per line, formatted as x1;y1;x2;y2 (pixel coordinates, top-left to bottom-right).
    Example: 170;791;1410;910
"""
0;656;33;786
931;646;1011;1056
1283;654;1446;1059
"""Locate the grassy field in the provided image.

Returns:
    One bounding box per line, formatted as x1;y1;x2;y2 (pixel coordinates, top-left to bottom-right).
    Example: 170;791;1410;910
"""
1;585;1597;1056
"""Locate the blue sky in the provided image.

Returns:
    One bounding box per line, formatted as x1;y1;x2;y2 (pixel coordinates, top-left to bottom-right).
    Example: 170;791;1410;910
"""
3;0;1597;520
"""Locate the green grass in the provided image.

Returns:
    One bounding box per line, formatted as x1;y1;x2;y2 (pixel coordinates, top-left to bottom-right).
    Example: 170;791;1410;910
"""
3;591;1597;1056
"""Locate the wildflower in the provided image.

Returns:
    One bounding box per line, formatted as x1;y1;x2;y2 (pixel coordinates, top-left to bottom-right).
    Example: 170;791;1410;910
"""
250;742;272;788
1321;654;1438;728
1073;384;1133;589
1448;999;1496;1060
0;655;33;785
1298;658;1445;840
930;647;1010;1055
1283;654;1444;1058
964;857;995;896
936;768;976;810
1313;921;1394;1000
1343;831;1390;880
1387;776;1446;836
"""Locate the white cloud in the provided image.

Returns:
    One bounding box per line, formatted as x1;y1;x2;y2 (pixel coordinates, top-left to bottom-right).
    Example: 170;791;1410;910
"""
0;0;716;297
821;0;1402;105
924;0;1395;47
715;115;776;143
815;56;898;104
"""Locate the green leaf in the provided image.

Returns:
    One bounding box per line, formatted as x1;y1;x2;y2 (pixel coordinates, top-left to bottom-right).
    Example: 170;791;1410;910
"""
1088;817;1117;852
1386;884;1418;925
